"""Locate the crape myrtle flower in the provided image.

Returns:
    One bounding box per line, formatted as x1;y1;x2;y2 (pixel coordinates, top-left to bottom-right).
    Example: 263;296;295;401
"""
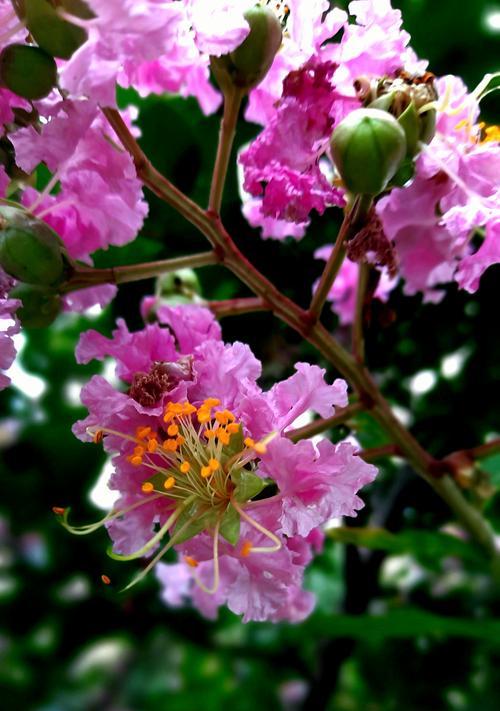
377;75;500;300
239;0;425;238
0;265;21;391
11;101;148;262
64;305;377;622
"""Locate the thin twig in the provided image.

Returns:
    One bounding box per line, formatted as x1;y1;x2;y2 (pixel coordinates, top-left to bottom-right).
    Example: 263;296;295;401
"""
287;402;365;443
308;195;372;323
208;297;269;319
352;262;370;363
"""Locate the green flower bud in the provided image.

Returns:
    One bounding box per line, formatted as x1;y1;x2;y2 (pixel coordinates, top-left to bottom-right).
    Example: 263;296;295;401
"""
10;283;61;328
397;101;420;157
0;44;57;100
0;206;68;286
157;268;202;300
211;5;282;92
330;108;407;196
24;0;88;60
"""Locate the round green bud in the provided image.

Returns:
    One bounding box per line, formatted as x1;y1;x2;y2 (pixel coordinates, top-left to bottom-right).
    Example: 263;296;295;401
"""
330;108;407;196
25;0;88;60
0;206;67;286
157;268;202;300
211;5;282;92
0;43;57;100
10;283;61;328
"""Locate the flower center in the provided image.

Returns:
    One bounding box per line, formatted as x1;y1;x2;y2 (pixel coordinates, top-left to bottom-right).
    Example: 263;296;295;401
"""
57;398;281;592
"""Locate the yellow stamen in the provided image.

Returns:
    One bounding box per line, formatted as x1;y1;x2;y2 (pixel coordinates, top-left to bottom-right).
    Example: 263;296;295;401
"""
142;482;154;494
182;402;197;415
241;540;253;557
134;445;145;456
163;439;178;452
163;411;175;423
147;439;158;453
204;398;220;408
180;461;191;474
209;458;220;472
167;424;179;437
201;465;212;478
185;556;199;568
244;437;255;448
176;435;185;446
204;429;217;440
130;455;143;467
164;476;176;490
227;423;240;434
197;408;211;424
136;426;151;439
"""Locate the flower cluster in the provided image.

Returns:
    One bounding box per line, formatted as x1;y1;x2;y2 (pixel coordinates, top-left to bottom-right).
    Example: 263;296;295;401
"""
67;305;376;622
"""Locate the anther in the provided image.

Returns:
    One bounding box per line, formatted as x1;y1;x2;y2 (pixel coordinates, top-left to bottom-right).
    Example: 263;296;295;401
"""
52;506;66;515
185;556;199;568
204;398;220;408
130;455;143;466
101;574;111;585
136;426;151;439
147;439;158;453
167;424;179;437
134;445;145;456
163;439;178;452
141;482;154;494
209;458;220;471
93;430;104;444
164;476;176;490
201;465;212;478
180;461;191;474
241;541;253;557
227;423;240;434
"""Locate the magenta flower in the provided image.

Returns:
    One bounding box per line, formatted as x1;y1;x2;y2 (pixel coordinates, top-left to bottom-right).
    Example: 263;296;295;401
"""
240;58;345;225
12;105;148;261
66;306;376;622
377;75;500;298
0;268;21;391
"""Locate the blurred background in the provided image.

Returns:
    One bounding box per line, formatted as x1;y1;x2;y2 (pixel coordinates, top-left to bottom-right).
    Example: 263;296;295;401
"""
1;1;500;709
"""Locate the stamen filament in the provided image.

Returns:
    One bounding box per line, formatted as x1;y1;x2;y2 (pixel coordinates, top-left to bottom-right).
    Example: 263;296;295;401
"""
231;498;282;553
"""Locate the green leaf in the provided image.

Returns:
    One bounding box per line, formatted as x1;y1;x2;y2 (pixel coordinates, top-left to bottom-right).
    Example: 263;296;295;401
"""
327;526;487;568
299;608;500;643
476;71;500;101
231;469;266;503
219;504;240;546
171;502;217;546
25;0;87;60
478;452;500;488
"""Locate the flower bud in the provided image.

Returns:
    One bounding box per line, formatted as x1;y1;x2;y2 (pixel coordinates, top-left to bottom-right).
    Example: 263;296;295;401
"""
24;0;88;60
157;268;202;300
0;43;57;100
0;206;68;286
10;283;61;328
211;5;282;92
330;108;407;196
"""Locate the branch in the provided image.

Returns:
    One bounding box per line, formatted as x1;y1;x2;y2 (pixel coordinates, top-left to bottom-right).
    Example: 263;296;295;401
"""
62;251;218;293
287;402;365;443
208;296;269;319
208;87;245;214
358;444;401;462
308;195;372;323
352;261;370;363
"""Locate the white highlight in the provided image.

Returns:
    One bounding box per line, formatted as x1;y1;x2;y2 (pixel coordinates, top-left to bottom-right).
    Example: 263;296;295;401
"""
440;349;469;379
64;380;84;407
408;369;437;396
89;459;119;511
484;10;500;32
6;334;46;400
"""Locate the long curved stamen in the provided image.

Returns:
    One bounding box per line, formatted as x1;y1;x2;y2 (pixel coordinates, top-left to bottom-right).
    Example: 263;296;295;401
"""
108;495;196;562
59;494;163;535
120;513;203;592
231;498;282;554
192;519;221;595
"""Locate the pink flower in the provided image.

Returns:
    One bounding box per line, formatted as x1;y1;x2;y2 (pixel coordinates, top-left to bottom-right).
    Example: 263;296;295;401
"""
240;58;345;226
0;268;21;391
68;306;376;622
456;219;500;293
377;75;500;297
314;250;397;323
15;106;148;261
